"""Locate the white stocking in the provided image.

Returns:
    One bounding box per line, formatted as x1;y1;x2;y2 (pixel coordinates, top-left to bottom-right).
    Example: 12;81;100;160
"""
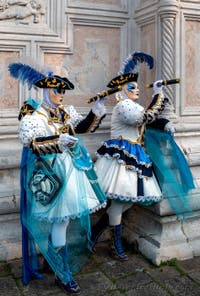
51;220;69;248
107;200;132;226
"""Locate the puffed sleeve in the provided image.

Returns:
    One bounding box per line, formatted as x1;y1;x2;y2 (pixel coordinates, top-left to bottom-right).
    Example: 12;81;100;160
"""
19;115;47;147
115;99;144;126
67;105;83;128
19;115;62;155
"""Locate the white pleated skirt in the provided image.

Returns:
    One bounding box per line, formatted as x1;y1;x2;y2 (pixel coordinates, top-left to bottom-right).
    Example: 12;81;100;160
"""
95;156;163;204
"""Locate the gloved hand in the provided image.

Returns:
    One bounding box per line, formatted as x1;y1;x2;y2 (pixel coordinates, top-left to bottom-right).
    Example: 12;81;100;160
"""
164;122;176;136
153;80;163;95
58;133;78;151
92;97;107;118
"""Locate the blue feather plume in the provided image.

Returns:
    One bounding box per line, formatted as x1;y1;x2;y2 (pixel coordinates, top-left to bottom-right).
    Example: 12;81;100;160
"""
8;63;45;89
119;51;154;75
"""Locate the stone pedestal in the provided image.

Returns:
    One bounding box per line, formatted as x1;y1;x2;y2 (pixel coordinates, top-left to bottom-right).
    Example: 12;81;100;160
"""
124;189;200;265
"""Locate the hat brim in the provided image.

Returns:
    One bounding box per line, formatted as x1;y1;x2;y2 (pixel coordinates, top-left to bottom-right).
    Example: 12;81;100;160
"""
107;73;138;88
34;75;74;90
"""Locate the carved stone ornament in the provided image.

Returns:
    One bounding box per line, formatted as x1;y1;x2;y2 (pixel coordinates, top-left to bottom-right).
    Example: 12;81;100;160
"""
0;0;45;24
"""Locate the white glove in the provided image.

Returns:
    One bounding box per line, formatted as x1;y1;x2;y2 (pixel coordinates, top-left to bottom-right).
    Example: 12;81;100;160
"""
164;122;176;136
153;80;163;95
92;97;107;117
58;134;78;151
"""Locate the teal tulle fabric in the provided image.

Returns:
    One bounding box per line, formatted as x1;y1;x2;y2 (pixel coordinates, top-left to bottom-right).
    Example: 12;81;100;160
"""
70;140;93;170
20;143;106;285
144;128;195;218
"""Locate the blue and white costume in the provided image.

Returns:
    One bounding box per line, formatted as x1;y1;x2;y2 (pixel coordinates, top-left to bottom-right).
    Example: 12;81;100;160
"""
18;100;107;288
8;62;107;294
19;104;106;222
95;94;164;206
91;89;194;261
90;52;194;262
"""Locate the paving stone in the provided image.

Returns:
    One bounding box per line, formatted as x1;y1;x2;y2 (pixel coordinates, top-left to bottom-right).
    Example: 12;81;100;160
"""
179;257;200;273
101;291;123;296
81;290;123;296
146;265;181;281
76;271;116;296
90;241;114;264
93;241;151;269
114;272;152;291
8;259;22;279
0;276;21;296
18;274;61;296
99;255;149;280
163;276;200;296
3;247;200;296
78;255;98;274
187;271;200;284
125;282;170;296
0;262;10;277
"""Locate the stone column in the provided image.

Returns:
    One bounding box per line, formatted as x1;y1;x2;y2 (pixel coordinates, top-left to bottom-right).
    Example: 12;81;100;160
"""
159;9;177;116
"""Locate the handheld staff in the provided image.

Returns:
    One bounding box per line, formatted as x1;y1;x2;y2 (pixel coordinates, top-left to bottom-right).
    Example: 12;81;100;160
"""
87;85;122;104
146;78;180;88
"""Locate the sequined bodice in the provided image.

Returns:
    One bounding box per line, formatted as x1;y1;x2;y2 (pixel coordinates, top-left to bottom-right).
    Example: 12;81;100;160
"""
111;99;144;142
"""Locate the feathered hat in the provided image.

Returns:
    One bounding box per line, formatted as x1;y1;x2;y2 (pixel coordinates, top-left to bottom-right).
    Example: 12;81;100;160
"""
107;51;154;88
8;62;74;90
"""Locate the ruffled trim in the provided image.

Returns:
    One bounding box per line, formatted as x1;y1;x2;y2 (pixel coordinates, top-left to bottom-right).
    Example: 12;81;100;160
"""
107;193;163;204
32;202;107;223
89;201;107;214
96;138;153;177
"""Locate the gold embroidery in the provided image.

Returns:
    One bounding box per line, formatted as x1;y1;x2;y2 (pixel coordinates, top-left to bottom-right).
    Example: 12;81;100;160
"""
117;135;141;145
60;125;69;134
33;137;59;145
18;102;35;121
87;115;97;132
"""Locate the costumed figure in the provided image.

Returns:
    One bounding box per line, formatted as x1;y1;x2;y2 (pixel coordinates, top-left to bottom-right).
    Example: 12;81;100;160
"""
8;61;107;295
88;52;195;261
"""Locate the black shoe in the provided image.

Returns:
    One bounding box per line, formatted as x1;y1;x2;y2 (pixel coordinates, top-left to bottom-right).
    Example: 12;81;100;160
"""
55;276;81;295
110;244;129;261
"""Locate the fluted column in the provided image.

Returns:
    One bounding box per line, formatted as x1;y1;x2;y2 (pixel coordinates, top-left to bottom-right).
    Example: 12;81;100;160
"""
158;2;179;117
161;16;176;110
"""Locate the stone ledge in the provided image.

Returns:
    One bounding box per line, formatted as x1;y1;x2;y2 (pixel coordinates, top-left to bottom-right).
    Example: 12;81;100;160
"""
124;204;200;265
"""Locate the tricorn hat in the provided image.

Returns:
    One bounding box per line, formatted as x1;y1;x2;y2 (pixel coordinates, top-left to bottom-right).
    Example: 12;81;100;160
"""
107;51;153;88
8;63;74;90
107;72;138;88
34;75;74;89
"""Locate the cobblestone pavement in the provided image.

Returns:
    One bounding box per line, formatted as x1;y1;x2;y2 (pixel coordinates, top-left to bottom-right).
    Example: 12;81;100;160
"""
1;241;200;296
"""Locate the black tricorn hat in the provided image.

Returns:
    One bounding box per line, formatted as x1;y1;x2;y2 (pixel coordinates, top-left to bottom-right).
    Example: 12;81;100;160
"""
107;72;138;88
34;75;74;90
